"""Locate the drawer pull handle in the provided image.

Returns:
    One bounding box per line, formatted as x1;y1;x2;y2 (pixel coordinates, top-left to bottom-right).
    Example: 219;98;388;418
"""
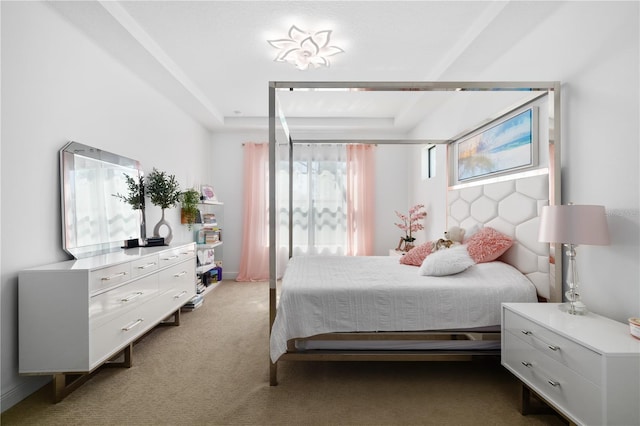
174;290;188;299
137;262;157;270
521;361;532;368
101;272;127;281
122;318;144;331
520;330;561;352
174;271;188;278
163;255;179;261
547;380;560;387
121;292;143;302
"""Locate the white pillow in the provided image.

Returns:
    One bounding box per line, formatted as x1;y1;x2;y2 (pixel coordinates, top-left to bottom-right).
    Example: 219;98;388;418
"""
419;245;475;276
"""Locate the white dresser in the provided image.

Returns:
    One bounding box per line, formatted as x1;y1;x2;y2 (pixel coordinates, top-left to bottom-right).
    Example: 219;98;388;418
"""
19;242;196;401
502;303;640;426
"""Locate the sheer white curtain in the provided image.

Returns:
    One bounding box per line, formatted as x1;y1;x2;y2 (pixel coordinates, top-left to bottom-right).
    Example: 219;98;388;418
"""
279;144;348;256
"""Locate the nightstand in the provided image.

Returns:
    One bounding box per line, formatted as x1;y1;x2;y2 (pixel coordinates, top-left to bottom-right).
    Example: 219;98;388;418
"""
501;303;640;426
388;249;405;257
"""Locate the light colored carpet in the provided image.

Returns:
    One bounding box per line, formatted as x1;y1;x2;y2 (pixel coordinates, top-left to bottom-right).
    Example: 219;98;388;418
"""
2;280;565;425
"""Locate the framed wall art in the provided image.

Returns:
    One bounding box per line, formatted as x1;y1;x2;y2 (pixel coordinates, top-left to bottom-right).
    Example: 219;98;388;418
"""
456;107;538;183
200;184;217;202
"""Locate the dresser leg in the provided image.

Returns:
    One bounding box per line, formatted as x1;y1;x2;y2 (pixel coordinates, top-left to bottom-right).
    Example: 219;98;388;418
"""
52;344;134;402
104;343;133;368
520;383;574;424
159;308;181;326
52;373;91;403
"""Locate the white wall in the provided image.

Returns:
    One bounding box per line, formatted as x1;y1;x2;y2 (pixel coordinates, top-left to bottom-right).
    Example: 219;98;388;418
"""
1;2;211;410
462;1;639;323
418;1;638;322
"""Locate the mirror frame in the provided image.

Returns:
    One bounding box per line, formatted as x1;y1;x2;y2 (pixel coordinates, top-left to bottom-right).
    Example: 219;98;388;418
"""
60;141;144;259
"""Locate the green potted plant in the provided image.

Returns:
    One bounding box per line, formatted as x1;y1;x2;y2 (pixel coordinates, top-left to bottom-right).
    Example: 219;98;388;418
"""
146;168;181;243
180;188;201;230
113;173;146;241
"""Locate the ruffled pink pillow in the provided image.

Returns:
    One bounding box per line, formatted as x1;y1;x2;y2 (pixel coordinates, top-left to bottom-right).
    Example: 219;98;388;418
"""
465;227;513;263
399;241;434;266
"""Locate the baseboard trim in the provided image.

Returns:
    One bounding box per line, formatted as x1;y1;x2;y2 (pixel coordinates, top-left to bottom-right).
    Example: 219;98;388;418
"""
1;376;50;413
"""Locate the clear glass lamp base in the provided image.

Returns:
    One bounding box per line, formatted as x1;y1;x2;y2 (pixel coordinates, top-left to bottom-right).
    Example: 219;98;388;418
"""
559;301;587;315
561;286;587;315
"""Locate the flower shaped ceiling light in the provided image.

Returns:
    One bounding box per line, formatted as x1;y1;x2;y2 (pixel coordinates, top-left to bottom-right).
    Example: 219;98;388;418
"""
268;25;344;70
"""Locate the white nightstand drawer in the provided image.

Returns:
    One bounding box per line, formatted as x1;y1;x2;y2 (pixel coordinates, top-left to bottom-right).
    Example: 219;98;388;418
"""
504;308;601;386
504;332;601;425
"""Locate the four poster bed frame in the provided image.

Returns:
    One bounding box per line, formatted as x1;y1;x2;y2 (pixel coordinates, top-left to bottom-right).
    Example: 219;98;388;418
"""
268;81;562;386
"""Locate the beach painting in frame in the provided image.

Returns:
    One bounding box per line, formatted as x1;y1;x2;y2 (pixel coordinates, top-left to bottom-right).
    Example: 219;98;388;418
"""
457;108;536;182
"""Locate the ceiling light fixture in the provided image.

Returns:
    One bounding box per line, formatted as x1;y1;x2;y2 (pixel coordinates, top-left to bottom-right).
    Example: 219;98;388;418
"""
267;25;344;70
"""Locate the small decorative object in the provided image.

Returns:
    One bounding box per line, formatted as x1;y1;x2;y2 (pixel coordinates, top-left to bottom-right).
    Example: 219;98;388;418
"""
180;188;200;230
146;168;181;244
538;203;610;315
200;184;217;202
394;204;427;252
112;173;146;242
629;317;640;340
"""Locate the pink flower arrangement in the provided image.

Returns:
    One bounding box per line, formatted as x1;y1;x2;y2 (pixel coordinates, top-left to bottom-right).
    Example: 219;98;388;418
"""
395;204;427;243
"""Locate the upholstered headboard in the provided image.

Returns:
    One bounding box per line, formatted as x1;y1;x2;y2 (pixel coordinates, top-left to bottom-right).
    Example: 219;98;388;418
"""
447;173;553;300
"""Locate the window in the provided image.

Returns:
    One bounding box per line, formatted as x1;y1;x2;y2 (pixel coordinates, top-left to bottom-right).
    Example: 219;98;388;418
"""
422;145;436;179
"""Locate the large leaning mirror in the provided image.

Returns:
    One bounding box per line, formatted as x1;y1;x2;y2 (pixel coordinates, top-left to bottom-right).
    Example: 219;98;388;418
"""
60;141;144;259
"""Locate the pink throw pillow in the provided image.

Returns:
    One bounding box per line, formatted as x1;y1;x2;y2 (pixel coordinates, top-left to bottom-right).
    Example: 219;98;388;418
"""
465;227;513;263
400;241;433;266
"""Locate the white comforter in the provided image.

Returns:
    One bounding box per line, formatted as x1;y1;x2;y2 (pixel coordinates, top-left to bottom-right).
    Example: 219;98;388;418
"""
270;255;537;362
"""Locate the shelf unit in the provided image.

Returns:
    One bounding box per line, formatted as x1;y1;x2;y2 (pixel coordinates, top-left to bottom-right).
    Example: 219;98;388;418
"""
194;201;223;296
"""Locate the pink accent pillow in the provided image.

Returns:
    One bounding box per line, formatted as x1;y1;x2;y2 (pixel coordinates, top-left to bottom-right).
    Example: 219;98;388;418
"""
465;227;513;263
399;241;434;266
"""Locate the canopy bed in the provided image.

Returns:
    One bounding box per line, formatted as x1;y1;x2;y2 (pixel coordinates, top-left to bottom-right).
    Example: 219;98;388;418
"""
268;81;562;386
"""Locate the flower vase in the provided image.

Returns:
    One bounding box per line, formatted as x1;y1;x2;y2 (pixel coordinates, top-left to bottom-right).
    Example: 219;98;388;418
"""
403;237;416;252
153;209;173;244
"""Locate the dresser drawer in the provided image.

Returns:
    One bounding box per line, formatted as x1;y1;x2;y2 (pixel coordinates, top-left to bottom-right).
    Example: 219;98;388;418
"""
89;274;158;328
504;332;601;425
503;308;601;386
130;254;159;278
89;263;131;295
90;300;158;368
158;246;195;269
158;260;195;295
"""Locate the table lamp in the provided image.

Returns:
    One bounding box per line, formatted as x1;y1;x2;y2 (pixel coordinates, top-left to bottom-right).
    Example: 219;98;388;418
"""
538;204;610;315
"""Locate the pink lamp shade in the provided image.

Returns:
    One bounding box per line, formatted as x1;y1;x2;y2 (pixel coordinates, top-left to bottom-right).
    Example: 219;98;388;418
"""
538;204;610;245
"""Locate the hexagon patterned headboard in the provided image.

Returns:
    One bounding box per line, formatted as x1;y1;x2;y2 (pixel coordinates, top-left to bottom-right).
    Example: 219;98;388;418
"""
448;174;552;300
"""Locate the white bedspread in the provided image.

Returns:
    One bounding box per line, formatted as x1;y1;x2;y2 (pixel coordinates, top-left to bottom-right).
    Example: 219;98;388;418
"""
270;255;537;362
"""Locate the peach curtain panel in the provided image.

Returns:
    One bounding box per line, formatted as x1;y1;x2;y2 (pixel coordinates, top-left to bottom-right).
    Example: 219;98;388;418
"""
346;144;375;256
236;143;269;282
237;142;375;281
